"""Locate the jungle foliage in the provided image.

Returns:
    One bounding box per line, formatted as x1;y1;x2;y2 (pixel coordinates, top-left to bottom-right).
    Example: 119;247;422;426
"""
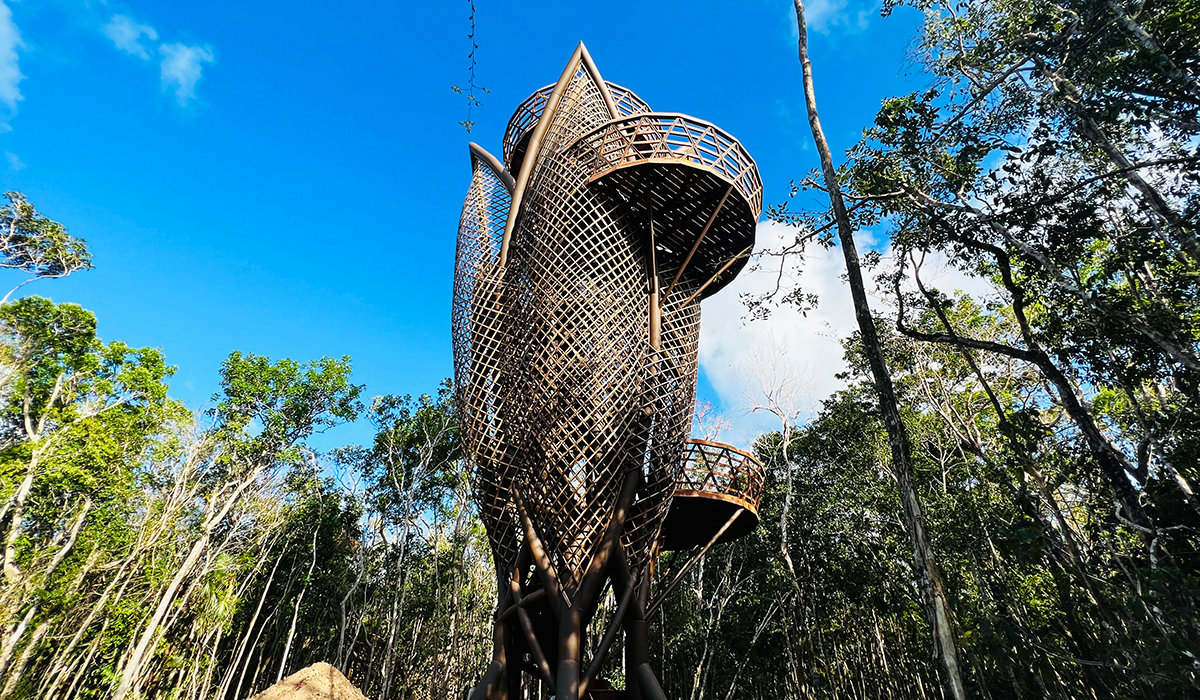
2;0;1200;698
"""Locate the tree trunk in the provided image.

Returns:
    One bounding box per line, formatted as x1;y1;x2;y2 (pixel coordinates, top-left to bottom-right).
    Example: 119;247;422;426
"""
791;3;966;699
1035;58;1200;263
276;524;320;683
219;551;283;700
113;468;260;700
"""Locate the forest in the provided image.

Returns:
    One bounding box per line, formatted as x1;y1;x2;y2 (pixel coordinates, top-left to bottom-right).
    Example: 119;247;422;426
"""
1;0;1198;698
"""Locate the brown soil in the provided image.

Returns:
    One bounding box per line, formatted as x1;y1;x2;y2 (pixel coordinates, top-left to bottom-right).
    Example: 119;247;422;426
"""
248;662;370;700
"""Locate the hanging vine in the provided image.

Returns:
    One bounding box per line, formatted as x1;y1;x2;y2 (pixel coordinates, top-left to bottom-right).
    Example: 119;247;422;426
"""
451;0;489;132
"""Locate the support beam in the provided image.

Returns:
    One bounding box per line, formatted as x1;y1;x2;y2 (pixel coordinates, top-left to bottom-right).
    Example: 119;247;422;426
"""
499;42;617;268
468;583;512;700
646;509;742;617
509;575;556;688
663;185;733;300
672;245;753;313
499;44;584;267
496;588;546;623
578;584;634;697
577;468;641;608
514;491;564;617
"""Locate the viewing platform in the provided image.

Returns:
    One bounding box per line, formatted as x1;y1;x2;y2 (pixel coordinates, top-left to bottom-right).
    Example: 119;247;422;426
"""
569;113;762;299
660;439;765;550
502;81;652;175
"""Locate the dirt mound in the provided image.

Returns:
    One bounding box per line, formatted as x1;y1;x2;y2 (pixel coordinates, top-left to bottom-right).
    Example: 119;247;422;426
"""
248;662;370;700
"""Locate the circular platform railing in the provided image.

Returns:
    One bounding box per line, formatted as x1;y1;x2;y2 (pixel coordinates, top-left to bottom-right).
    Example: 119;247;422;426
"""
660;439;765;550
502;81;652;171
573;113;762;219
676;439;765;511
502;84;551;168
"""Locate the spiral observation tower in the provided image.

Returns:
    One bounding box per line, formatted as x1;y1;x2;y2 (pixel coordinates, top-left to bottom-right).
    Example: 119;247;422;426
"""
453;43;765;700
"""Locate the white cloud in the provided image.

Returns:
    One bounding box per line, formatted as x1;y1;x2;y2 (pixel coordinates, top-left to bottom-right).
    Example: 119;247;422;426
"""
102;15;158;60
159;43;214;106
791;0;881;37
697;221;996;446
698;222;855;444
5;150;23;170
0;1;25;126
100;16;216;108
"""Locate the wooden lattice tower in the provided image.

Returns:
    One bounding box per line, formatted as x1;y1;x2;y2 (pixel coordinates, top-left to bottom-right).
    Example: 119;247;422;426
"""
454;44;764;700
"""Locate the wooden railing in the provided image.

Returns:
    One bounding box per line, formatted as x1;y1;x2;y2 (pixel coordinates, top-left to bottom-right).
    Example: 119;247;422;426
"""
573;113;763;219
676;439;765;513
501;82;652;170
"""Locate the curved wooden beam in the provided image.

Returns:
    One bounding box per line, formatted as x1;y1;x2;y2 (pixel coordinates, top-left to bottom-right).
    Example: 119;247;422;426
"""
469;142;515;193
508;575;556;687
498;44;583;267
514;490;564;617
498;42;618;267
578;583;634;697
578;42;619;118
496;587;546;622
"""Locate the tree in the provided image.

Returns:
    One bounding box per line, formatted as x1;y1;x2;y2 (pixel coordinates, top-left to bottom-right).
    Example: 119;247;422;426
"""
112;352;363;700
790;3;967;698
0;296;180;698
0;194;93;304
741;1;1200;694
849;0;1200;519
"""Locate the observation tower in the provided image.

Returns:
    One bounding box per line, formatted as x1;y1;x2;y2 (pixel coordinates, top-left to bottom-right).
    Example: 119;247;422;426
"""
453;43;764;700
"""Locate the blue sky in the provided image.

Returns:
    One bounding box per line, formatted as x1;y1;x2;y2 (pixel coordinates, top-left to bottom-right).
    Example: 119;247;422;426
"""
0;0;929;449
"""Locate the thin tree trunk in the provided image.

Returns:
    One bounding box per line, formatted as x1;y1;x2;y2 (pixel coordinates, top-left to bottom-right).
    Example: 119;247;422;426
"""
1;461;38;584
234;601;283;700
1034;57;1200;263
277;524;320;682
336;537;368;670
0;606;35;682
113;467;262;700
0;496;91;684
791;3;966;699
219;551;283;700
1105;0;1200;101
62;619;109;700
112;532;211;700
41;556;137;700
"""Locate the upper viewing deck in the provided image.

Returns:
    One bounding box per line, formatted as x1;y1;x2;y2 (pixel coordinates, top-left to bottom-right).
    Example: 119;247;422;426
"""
571;112;762;219
568;113;762;298
501;82;652;174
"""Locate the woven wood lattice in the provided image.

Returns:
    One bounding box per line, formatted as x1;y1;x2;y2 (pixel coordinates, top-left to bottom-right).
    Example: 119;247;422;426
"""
456;43;761;700
453;145;520;570
502;81;651;175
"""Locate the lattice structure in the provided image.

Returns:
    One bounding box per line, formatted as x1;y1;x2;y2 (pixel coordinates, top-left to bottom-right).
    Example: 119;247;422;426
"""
502;82;651;175
455;44;761;700
453;144;521;571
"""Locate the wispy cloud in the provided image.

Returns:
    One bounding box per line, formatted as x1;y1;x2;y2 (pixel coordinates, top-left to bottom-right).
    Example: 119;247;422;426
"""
791;0;881;37
5;150;23;171
0;1;25;128
99;13;215;108
159;43;214;106
102;15;158;60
